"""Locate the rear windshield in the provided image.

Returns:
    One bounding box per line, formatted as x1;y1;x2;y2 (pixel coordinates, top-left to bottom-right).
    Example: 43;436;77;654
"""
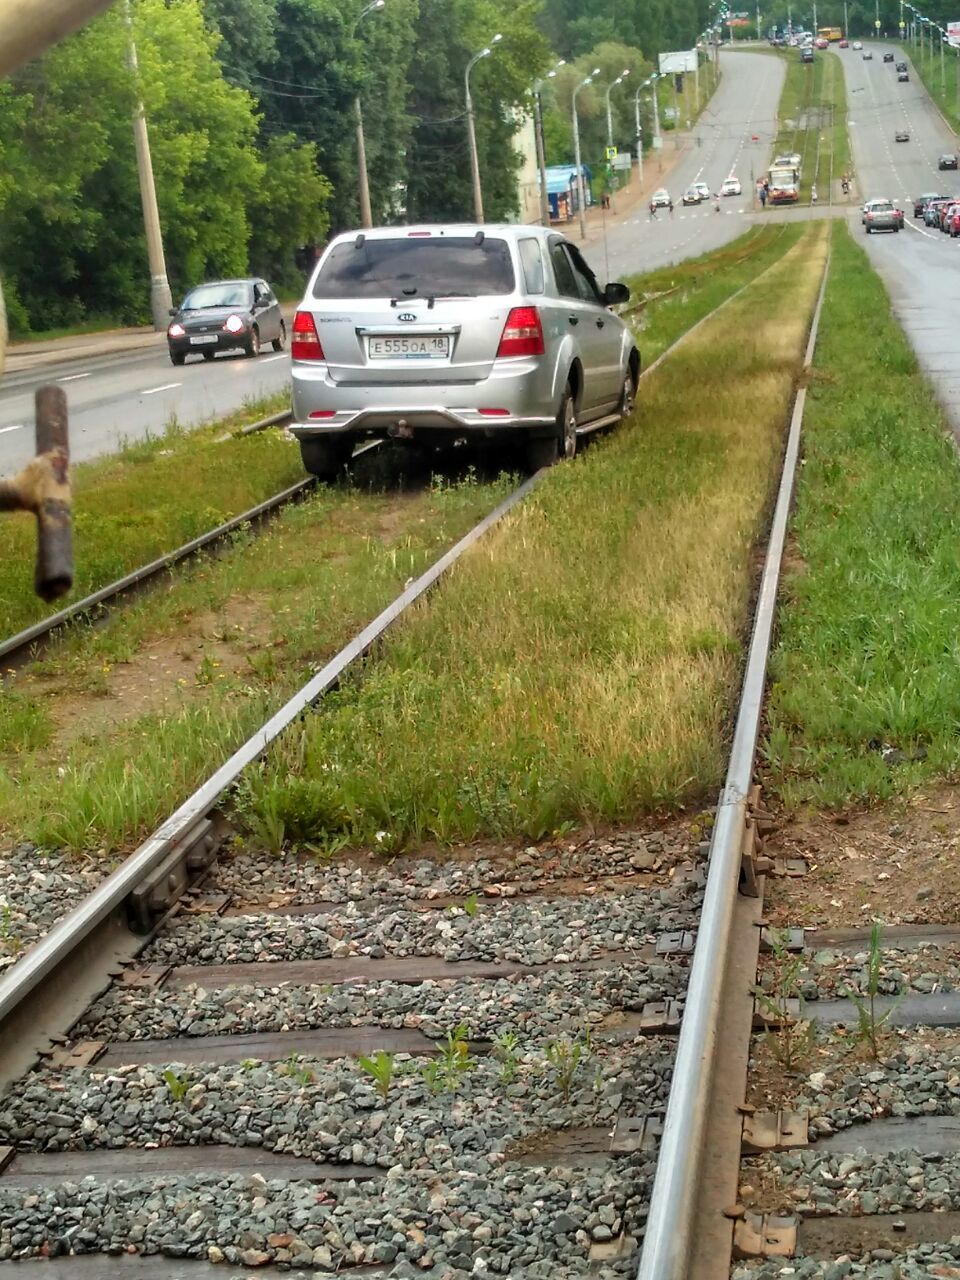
313;237;516;300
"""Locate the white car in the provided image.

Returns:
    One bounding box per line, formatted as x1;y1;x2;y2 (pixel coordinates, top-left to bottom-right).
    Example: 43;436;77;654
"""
693;181;711;201
852;39;863;49
721;177;742;196
651;188;672;208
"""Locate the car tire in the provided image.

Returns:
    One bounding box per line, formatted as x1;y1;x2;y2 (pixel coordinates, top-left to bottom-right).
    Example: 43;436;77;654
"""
619;364;638;419
865;226;872;233
272;321;286;353
170;351;185;366
299;438;352;481
245;327;261;359
525;384;576;472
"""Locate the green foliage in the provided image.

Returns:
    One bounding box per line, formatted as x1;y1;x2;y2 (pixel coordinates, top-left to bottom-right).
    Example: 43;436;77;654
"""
492;1030;521;1084
359;1050;395;1100
544;1033;585;1102
421;1024;475;1093
163;1068;192;1102
276;1052;317;1084
848;922;899;1060
753;930;818;1073
763;224;960;809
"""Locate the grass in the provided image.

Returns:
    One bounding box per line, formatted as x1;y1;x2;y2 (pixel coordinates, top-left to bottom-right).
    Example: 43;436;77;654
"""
0;467;513;853
624;223;806;363
8;318;148;345
765;48;851;202
898;39;960;132
763;220;960;810
0;393;300;638
237;224;829;853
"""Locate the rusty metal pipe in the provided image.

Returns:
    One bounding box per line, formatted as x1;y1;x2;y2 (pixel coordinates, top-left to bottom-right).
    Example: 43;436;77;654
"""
0;0;114;79
0;387;73;600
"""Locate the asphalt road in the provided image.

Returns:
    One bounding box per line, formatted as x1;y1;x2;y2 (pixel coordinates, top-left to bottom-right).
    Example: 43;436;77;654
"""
0;342;292;479
841;43;960;424
600;49;787;281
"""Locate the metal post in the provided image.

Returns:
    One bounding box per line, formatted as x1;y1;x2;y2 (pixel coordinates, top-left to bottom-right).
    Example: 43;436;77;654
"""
533;90;550;226
843;0;848;37
124;0;171;331
652;75;661;142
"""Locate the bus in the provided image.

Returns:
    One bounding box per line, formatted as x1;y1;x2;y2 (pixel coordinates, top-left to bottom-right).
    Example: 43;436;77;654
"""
818;26;843;41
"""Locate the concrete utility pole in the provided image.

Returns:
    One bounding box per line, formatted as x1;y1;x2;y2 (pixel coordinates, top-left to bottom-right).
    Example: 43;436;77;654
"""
465;33;502;224
124;0;171;331
633;84;645;183
843;0;849;37
354;0;385;230
651;73;661;142
604;68;629;148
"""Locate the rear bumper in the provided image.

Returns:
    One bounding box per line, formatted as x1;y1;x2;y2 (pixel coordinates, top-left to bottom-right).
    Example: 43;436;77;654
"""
291;357;560;439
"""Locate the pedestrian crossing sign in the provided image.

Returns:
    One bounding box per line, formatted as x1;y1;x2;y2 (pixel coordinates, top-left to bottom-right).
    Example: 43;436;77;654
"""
605;145;617;160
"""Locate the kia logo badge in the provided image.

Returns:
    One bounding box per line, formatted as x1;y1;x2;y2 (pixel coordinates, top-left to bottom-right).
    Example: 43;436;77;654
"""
398;313;416;322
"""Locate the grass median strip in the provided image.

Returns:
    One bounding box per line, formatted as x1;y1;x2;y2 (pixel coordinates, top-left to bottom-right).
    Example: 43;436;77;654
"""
764;221;960;810
762;47;850;202
626;224;804;363
0;392;297;639
239;224;829;854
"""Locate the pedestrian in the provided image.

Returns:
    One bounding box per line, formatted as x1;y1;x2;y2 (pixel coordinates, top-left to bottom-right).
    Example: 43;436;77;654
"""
713;192;721;213
811;185;818;205
649;199;658;220
669;198;675;215
759;185;768;208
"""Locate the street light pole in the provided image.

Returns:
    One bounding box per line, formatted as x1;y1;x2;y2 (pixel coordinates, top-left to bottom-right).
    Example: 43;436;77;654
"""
465;33;502;224
124;0;171;331
354;0;385;230
843;0;848;37
531;60;565;227
604;68;630;147
634;82;647;184
572;68;599;240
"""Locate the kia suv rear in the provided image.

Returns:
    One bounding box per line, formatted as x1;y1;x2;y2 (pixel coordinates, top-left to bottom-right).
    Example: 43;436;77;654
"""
289;225;640;478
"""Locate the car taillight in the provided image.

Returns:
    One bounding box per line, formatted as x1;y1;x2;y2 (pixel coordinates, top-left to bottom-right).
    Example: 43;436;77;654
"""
168;322;185;338
497;307;544;358
291;310;325;361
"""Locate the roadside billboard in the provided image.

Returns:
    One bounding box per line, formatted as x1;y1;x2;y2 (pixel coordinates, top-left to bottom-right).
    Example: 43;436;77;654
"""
658;49;698;74
948;20;960;46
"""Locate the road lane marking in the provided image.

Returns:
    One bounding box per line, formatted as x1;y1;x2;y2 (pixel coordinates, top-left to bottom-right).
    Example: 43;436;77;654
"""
0;423;26;434
140;382;181;396
261;354;287;363
57;372;91;383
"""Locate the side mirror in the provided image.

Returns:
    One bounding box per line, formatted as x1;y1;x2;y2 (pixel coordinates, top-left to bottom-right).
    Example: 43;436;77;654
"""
603;281;630;307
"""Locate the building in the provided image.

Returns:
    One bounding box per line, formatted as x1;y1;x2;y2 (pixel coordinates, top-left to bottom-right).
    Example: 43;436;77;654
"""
543;164;593;222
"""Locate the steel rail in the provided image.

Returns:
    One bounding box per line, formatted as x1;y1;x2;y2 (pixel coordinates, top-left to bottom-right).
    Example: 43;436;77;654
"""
0;472;541;1028
636;244;832;1280
0;427;371;669
0;260;792;1065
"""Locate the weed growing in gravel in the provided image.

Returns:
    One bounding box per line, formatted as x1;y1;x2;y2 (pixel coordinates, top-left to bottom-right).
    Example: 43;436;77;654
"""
0;900;20;956
544;1034;587;1103
359;1050;395;1101
462;892;479;918
492;1031;521;1085
422;1024;474;1094
162;1069;192;1102
754;930;817;1074
849;922;899;1060
276;1053;317;1086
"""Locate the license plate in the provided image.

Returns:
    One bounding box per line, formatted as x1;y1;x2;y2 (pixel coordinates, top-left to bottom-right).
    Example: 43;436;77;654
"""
367;334;450;360
189;335;218;346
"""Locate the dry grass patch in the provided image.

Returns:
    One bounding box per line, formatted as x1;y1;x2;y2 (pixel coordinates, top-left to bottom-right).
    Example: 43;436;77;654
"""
240;225;830;853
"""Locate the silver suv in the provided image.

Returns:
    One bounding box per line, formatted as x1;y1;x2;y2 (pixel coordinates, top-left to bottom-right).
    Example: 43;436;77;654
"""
289;224;640;476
